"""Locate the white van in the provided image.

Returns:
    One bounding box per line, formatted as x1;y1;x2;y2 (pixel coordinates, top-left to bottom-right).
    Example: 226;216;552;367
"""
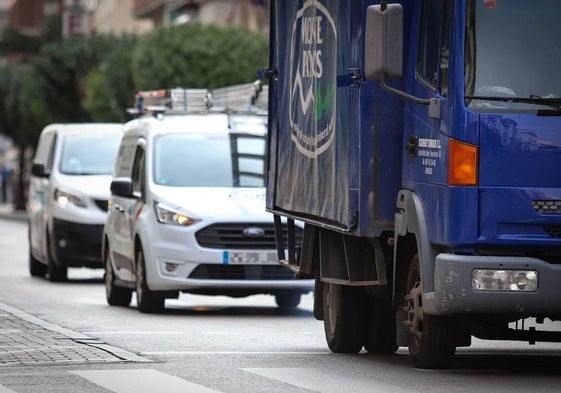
27;123;123;281
102;112;313;313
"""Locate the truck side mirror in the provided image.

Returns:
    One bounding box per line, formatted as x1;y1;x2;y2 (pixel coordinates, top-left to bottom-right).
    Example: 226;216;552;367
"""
364;4;403;81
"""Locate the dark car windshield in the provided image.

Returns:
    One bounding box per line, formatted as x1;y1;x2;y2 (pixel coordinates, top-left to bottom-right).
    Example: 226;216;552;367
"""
465;0;561;111
153;132;266;187
60;133;122;175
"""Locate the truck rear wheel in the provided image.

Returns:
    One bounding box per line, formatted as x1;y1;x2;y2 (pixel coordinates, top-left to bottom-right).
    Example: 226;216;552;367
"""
405;254;455;368
323;282;366;353
364;298;398;354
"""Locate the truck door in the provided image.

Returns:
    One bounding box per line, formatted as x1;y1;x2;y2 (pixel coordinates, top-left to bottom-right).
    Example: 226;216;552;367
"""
403;0;454;242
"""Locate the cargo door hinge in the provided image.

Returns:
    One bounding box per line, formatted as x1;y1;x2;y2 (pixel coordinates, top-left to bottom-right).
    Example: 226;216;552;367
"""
337;68;365;88
258;67;278;80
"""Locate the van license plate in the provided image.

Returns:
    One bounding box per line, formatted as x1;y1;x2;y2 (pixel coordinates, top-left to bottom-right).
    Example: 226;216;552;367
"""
223;251;278;265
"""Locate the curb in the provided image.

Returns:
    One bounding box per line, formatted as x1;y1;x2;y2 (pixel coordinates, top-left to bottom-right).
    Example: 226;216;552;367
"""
0;302;150;363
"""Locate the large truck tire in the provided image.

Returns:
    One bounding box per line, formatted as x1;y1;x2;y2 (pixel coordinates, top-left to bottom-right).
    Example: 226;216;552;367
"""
405;254;455;368
323;282;366;353
364;298;398;354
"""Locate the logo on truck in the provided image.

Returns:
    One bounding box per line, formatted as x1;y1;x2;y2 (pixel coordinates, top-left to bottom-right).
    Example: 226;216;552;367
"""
289;0;336;158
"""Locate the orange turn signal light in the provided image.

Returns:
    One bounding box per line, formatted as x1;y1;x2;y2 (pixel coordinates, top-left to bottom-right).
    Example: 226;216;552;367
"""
448;138;478;186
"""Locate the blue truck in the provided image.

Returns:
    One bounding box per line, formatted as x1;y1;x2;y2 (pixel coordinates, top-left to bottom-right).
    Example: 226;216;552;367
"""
264;0;561;368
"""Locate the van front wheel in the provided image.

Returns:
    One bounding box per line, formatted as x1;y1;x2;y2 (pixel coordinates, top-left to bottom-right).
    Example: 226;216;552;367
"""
105;246;132;307
135;246;164;313
29;247;46;277
45;232;67;282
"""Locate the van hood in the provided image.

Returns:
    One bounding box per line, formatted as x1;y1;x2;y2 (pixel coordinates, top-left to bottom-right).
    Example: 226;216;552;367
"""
57;174;113;199
152;187;272;221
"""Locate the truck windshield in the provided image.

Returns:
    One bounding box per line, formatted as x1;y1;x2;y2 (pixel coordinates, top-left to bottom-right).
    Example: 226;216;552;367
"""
153;133;266;187
465;0;561;111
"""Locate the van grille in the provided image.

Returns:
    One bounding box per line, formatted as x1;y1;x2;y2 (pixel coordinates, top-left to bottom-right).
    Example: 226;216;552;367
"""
94;199;109;212
195;223;303;250
188;264;295;280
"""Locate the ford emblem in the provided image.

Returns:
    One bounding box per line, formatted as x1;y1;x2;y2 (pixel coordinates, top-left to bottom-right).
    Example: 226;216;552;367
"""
243;227;265;238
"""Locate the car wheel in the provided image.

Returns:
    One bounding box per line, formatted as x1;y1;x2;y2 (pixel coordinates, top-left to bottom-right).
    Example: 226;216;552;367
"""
323;282;366;353
105;246;132;307
28;238;47;277
135;245;164;313
275;292;301;309
405;254;455;368
45;233;67;282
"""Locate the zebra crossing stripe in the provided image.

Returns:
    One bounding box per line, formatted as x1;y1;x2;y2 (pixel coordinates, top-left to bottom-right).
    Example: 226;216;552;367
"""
0;384;16;393
71;369;223;393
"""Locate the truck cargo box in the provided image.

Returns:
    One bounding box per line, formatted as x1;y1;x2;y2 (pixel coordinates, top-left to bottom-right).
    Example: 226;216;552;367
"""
266;0;409;236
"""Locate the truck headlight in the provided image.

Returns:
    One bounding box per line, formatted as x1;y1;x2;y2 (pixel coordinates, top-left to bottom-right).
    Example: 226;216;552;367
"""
54;189;87;208
154;202;200;226
472;269;538;291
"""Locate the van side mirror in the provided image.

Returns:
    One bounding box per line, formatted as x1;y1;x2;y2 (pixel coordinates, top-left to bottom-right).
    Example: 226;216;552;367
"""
110;178;134;198
364;4;403;81
31;163;49;178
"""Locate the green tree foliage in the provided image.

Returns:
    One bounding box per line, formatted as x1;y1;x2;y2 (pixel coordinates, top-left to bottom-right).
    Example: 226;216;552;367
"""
33;35;119;123
0;23;268;148
0;64;50;146
131;23;268;90
0;27;42;56
84;35;138;122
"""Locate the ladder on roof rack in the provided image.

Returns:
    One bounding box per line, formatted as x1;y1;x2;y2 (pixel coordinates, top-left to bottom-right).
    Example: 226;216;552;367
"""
128;80;268;116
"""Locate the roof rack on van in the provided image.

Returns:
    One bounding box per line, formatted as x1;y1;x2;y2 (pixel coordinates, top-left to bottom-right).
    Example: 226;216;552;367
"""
128;80;268;116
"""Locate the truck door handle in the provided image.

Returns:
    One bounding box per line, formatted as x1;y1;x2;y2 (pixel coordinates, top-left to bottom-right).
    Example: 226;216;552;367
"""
406;135;418;158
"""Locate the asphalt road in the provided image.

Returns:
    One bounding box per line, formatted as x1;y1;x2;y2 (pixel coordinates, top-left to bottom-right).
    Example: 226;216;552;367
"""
2;219;561;393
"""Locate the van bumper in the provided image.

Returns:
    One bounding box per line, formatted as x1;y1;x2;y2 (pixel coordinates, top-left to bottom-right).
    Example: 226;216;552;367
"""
52;218;103;267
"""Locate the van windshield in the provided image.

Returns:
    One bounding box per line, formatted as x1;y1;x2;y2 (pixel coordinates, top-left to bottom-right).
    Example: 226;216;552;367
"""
465;0;561;111
153;133;266;187
60;133;122;175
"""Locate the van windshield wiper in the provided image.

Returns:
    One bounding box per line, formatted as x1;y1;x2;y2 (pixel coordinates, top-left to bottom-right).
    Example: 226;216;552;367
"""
466;95;561;111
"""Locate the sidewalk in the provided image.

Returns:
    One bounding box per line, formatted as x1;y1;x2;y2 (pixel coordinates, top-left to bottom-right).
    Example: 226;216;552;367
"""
0;204;26;222
0;302;148;367
0;210;148;366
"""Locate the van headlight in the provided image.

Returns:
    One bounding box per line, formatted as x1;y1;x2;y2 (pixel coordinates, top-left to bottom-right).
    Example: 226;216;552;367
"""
154;202;200;226
54;189;87;208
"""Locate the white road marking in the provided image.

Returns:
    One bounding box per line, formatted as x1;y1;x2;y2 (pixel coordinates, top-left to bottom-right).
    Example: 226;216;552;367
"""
0;237;18;245
72;369;223;393
142;351;328;355
244;367;418;393
0;384;16;393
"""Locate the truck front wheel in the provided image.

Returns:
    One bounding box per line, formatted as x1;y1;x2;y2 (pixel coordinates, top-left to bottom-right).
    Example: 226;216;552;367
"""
405;254;455;368
323;282;366;353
